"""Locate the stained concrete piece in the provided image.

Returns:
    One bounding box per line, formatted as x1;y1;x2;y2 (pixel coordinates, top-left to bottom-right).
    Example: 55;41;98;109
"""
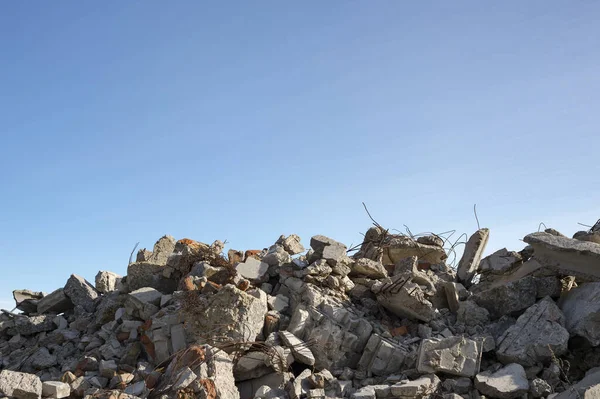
523;232;600;282
417;336;482;377
0;370;42;399
496;297;569;366
36;289;73;315
475;363;529;399
457;228;489;286
63;274;98;313
559;282;600;346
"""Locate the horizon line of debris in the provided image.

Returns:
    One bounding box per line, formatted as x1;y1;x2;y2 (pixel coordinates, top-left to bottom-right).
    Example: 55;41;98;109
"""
2;221;600;399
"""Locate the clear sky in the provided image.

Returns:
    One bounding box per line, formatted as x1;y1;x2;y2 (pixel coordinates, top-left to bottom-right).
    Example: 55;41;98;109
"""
1;2;600;309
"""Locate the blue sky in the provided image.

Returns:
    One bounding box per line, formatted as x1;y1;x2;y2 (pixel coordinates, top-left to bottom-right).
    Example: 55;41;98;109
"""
1;1;599;308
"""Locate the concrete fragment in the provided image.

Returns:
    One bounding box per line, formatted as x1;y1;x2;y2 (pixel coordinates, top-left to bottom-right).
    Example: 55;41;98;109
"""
496;297;569;366
472;276;537;319
559;282;600;346
268;295;290;313
373;275;436;322
126;262;177;293
128;287;162;306
524;232;600;282
63;275;98;313
0;370;42;399
233;351;273;381
12;290;43;314
475;363;529;399
236;257;269;283
184;285;267;352
383;236;447;265
287;304;373;370
530;378;552;398
263;245;292;267
279;331;315;366
30;347;57;370
390;374;441;398
310;235;347;265
41;381;70;399
444;282;462;313
148;235;176;265
351;258;388;279
12;315;55;336
457;228;489;286
417;336;482;377
479;248;522;275
172;367;197;390
278;234;305;255
351;386;375;399
357;334;410;377
94;271;122;293
36;289;73;315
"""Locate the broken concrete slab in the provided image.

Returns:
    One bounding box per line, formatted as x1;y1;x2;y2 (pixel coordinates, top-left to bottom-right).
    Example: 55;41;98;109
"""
475;363;529;399
94;271;122;293
417;336;482;377
472;276;537;319
11;315;56;336
524;232;600;282
496;297;569;366
479;248;522;276
126;262;177;294
236;257;269;283
310;235;347;265
559;282;600;346
36;289;73;315
63;275;98;313
457;228;489;286
382;236;447;266
0;370;42;399
12;290;44;314
351;258;388;279
357;334;410;377
373;275;436;322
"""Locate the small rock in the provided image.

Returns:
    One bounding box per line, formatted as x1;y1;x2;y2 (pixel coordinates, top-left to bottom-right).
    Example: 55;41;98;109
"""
475;363;529;399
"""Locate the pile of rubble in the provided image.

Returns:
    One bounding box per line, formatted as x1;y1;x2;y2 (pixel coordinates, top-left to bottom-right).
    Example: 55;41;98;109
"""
2;223;600;399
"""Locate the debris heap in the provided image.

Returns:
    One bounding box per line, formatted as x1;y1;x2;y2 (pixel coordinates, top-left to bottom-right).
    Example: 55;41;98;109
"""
2;223;600;399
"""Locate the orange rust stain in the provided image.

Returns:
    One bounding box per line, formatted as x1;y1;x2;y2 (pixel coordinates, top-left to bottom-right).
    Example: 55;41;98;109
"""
244;250;261;260
182;276;196;291
179;345;206;368
237;279;250;291
199;379;217;399
177;238;199;246
390;326;408;337
140;334;156;360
